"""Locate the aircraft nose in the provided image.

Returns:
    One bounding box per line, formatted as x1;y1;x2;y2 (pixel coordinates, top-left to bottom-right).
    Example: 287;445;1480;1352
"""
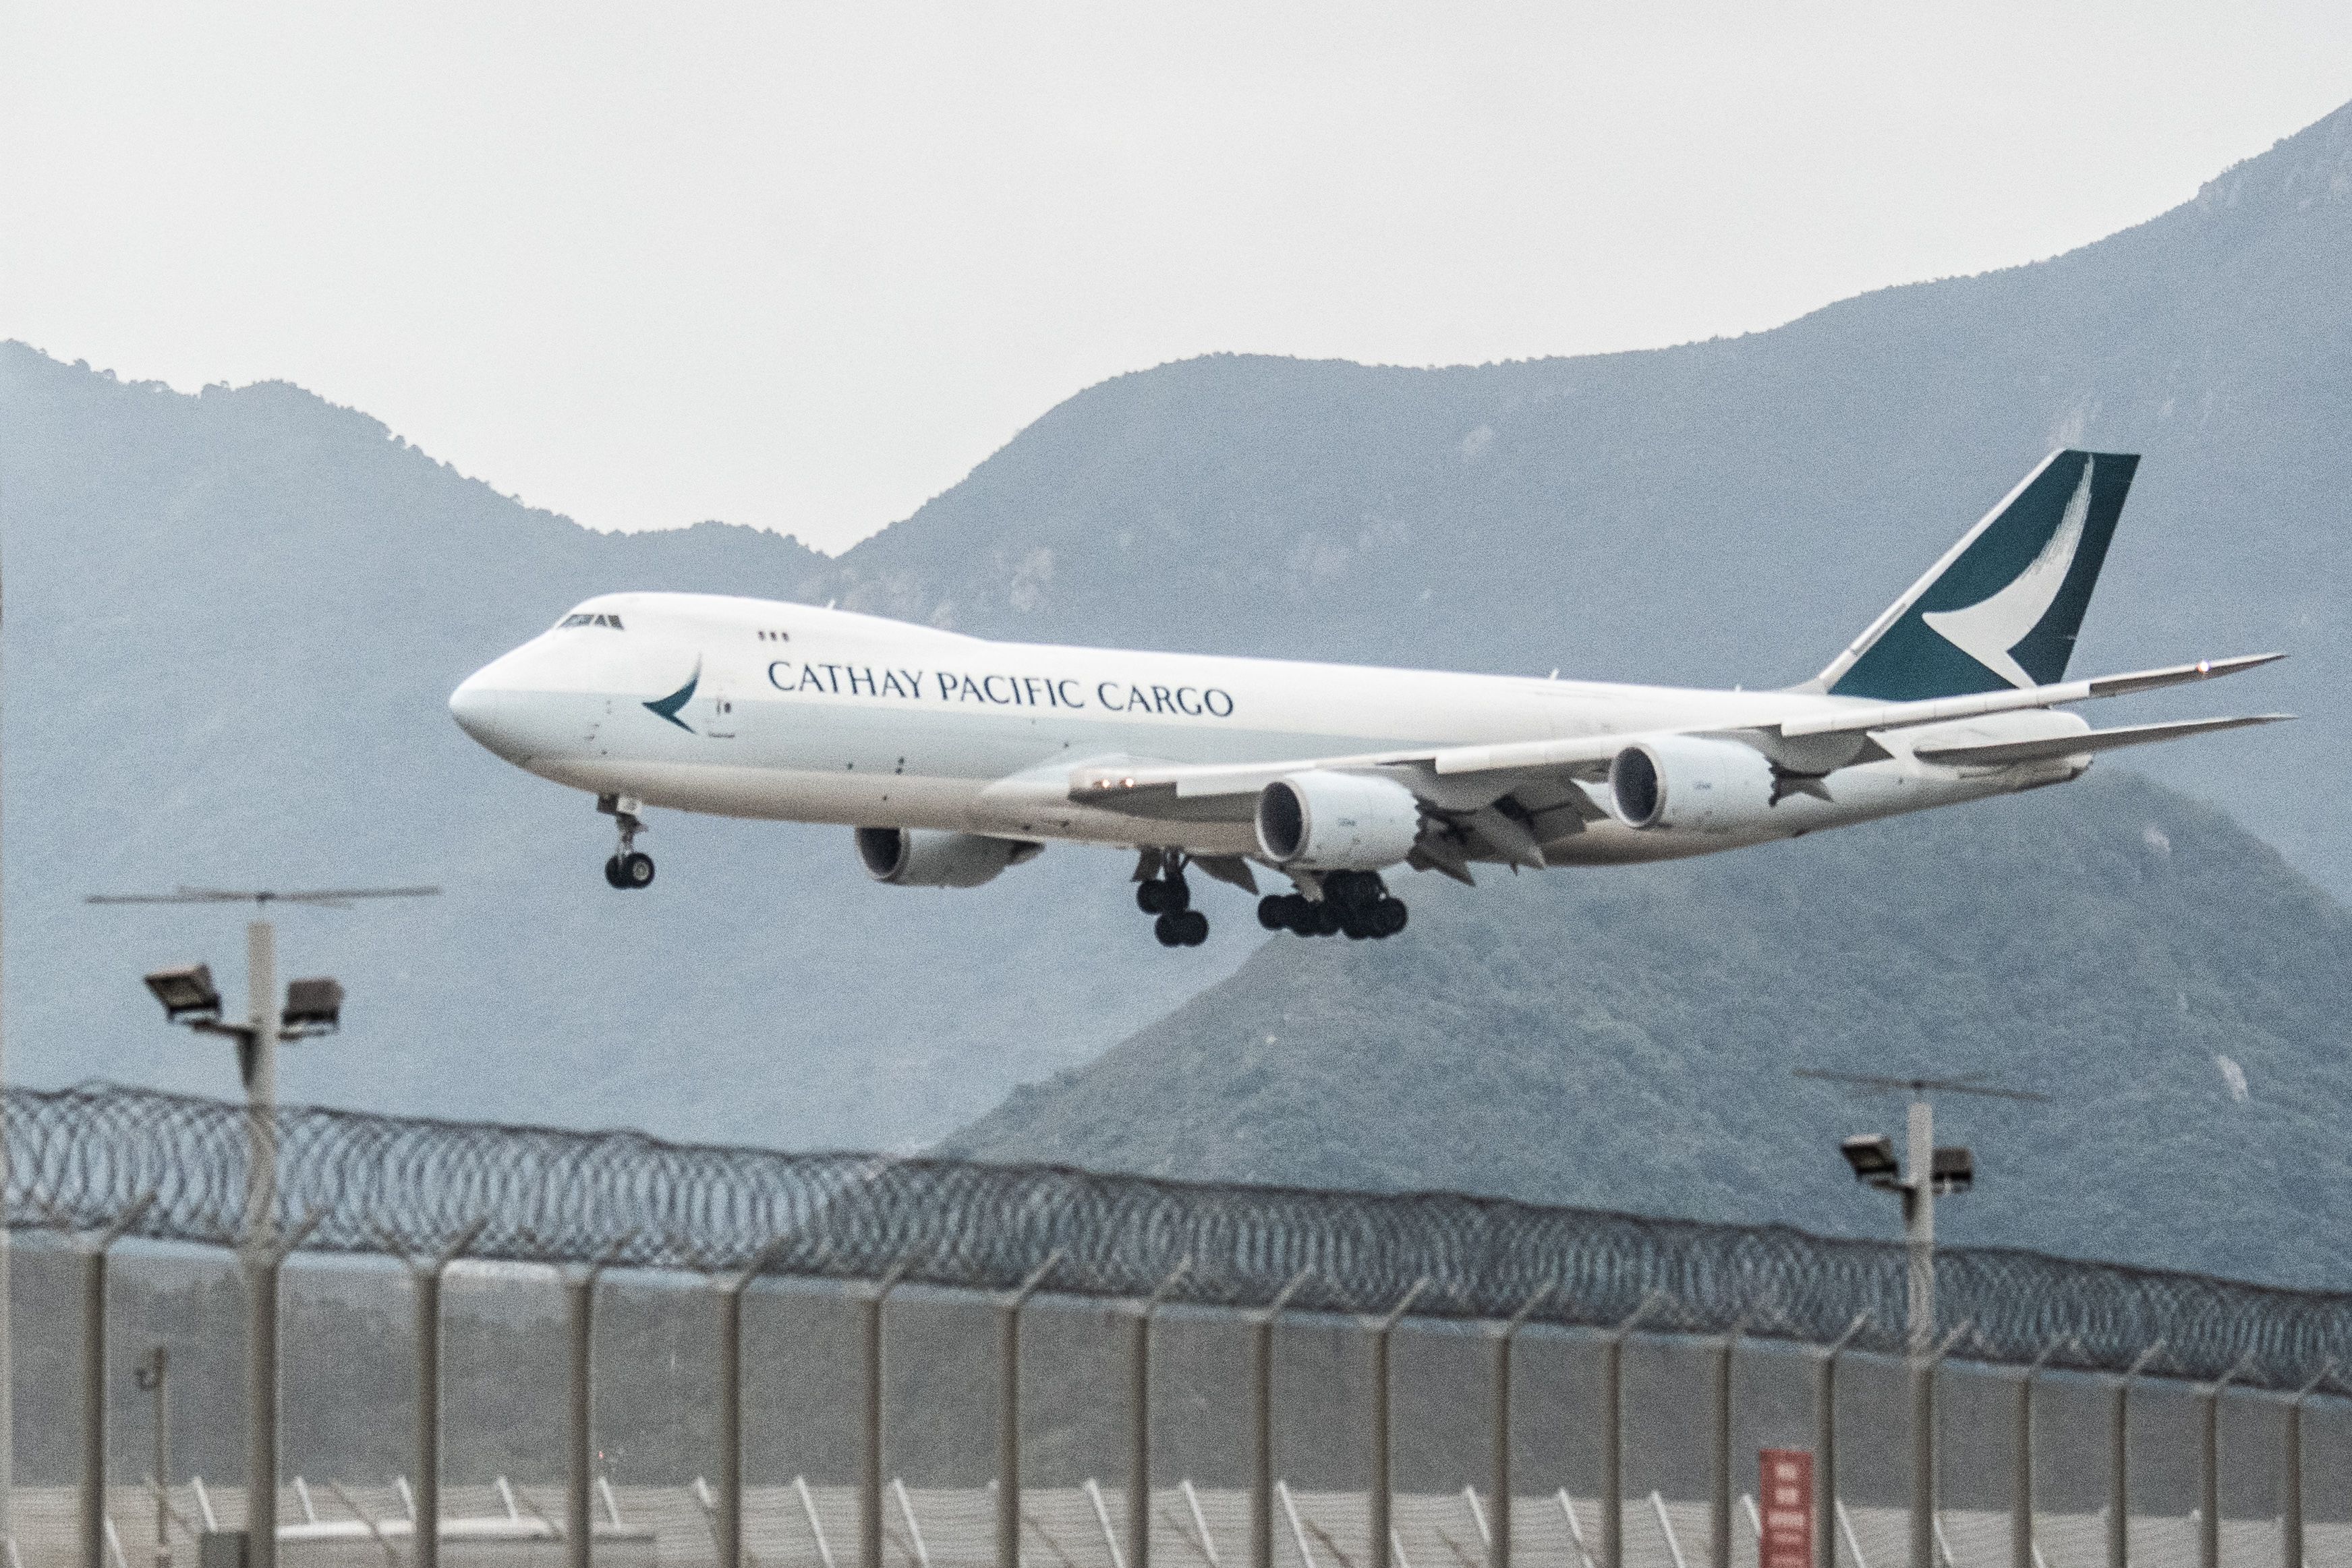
448;673;509;750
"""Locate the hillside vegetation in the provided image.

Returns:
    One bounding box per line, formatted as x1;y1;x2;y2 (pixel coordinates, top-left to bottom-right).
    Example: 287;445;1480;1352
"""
946;772;2352;1286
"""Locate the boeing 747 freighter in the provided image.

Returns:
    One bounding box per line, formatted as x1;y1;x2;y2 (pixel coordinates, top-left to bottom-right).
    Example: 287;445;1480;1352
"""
450;450;2286;946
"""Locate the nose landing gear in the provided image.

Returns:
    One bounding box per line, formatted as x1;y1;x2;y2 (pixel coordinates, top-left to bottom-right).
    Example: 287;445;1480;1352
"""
598;794;656;891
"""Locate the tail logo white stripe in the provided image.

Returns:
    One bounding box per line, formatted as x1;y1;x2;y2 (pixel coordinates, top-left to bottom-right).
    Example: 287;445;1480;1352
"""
1921;457;2094;689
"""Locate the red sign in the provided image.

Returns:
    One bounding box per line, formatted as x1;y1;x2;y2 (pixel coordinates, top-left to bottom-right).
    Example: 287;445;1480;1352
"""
1758;1449;1814;1568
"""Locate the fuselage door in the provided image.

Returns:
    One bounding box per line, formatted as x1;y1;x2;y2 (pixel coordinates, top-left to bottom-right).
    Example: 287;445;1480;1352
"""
704;676;737;738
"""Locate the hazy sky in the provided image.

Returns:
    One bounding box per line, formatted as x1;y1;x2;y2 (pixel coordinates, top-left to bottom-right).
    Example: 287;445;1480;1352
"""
5;4;2349;553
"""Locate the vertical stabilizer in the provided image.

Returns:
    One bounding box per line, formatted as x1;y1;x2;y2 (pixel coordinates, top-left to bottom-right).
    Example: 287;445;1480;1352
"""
1810;450;2138;701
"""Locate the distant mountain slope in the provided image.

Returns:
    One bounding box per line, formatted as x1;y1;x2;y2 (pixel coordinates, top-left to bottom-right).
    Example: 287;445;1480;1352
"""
942;771;2352;1287
808;103;2351;897
4;98;2345;1153
0;351;1249;1146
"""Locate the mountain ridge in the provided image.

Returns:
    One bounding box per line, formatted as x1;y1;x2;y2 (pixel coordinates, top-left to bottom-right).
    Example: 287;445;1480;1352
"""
0;97;2342;1152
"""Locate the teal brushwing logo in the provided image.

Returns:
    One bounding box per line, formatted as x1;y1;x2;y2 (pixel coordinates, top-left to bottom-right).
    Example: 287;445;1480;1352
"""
1829;450;2138;701
645;663;699;731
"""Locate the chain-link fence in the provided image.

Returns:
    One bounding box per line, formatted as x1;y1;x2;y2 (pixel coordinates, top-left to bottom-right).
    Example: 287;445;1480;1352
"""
8;1084;2349;1568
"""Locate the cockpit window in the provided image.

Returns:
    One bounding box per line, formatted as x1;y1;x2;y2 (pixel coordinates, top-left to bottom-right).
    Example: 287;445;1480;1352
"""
558;612;626;630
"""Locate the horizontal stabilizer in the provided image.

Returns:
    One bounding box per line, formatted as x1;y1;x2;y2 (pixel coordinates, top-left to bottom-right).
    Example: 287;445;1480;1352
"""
1912;714;2293;767
1778;653;2284;741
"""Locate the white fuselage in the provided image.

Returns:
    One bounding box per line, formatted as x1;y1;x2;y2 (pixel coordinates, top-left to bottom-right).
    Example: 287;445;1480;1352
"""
450;592;2082;868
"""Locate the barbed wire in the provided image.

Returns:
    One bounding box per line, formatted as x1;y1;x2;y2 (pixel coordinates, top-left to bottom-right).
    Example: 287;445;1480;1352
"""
8;1082;2346;1392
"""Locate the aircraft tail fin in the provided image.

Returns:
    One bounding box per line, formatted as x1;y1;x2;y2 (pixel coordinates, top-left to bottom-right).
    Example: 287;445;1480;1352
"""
1808;450;2138;701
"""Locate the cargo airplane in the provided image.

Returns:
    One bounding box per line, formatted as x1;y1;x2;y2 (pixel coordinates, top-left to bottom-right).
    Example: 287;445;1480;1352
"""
450;450;2286;946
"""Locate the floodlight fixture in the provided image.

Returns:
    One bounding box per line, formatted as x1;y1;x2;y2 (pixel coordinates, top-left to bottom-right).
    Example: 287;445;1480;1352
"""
143;964;223;1022
1840;1133;1900;1186
281;977;343;1035
1931;1144;1974;1194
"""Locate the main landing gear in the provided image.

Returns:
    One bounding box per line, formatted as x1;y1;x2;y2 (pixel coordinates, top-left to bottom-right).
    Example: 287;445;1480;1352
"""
598;794;656;891
1257;871;1407;940
1136;856;1209;947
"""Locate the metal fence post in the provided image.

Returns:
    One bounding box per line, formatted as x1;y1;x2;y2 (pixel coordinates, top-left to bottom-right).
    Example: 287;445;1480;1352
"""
565;1266;600;1568
390;1221;486;1568
2199;1355;2254;1568
243;1209;321;1568
1711;1316;1752;1568
1129;1260;1191;1568
1491;1286;1553;1568
996;1252;1064;1568
79;1198;156;1568
248;1250;277;1568
1603;1295;1659;1568
2011;1339;2067;1568
1909;1324;1970;1568
1911;1353;1934;1568
1370;1279;1430;1568
567;1239;634;1568
1251;1271;1315;1568
719;1241;785;1568
861;1255;922;1568
1815;1315;1868;1568
2282;1362;2332;1568
2108;1341;2166;1568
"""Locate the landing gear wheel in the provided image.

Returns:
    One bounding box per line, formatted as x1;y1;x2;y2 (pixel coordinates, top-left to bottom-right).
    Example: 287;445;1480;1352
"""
1263;894;1315;936
1313;902;1344;937
1375;899;1409;937
600;796;652;890
1154;908;1211;947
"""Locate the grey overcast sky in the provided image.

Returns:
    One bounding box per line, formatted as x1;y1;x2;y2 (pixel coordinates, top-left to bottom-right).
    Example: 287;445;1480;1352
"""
5;4;2349;553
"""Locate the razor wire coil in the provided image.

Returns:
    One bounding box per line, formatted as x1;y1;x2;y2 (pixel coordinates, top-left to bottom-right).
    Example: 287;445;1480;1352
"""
8;1081;2347;1392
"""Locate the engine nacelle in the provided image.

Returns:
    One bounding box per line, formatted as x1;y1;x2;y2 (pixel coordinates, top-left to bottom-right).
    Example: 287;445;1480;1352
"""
1255;770;1423;870
1607;735;1779;832
856;827;1042;888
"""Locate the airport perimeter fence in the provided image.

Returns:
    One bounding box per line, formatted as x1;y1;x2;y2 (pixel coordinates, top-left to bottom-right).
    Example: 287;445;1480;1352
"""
6;1082;2352;1568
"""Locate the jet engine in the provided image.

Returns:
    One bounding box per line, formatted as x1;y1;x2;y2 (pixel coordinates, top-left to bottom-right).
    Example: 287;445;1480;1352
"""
1255;771;1423;870
1607;736;1780;832
855;827;1043;888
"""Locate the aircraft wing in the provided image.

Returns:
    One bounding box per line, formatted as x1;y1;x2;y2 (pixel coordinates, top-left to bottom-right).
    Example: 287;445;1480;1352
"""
1062;652;2286;869
1068;653;2283;802
1067;738;1619;803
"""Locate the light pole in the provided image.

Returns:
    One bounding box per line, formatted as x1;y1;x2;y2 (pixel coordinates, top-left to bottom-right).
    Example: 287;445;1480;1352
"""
94;884;438;1568
1798;1070;2046;1568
